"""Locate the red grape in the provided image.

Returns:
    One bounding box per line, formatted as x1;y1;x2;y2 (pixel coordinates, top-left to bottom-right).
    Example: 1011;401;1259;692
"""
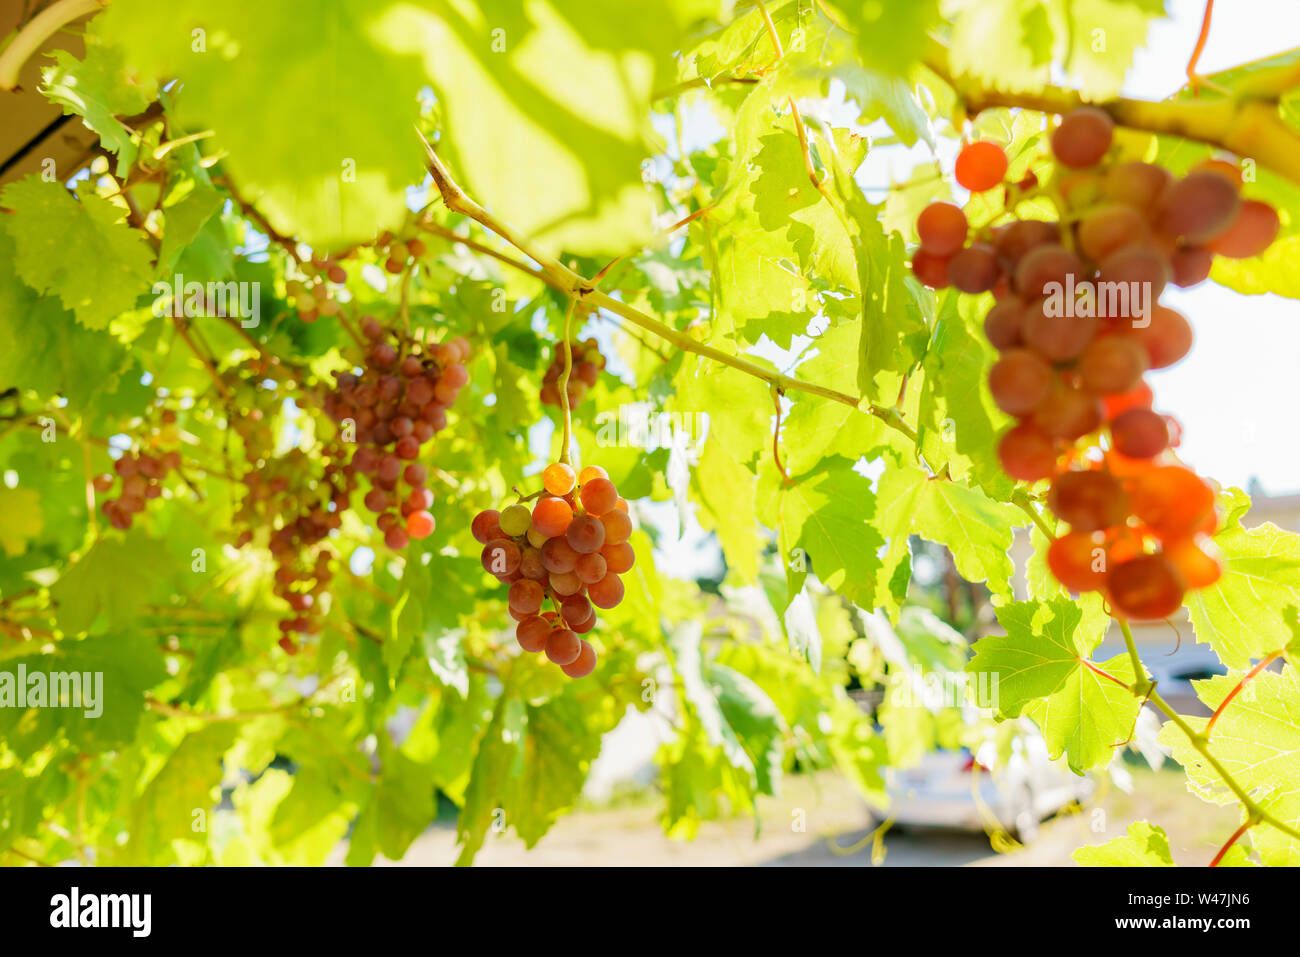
1051;107;1114;169
1108;554;1185;620
917;202;968;255
955;141;1008;192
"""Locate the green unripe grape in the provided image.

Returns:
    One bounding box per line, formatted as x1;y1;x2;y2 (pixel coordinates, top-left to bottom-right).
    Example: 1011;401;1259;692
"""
500;503;532;537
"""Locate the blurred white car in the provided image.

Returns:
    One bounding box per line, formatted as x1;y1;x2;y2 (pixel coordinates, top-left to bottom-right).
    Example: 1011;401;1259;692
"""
880;729;1095;842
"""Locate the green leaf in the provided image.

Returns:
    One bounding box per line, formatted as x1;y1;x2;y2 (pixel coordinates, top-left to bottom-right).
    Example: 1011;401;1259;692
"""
0;632;166;756
765;457;884;611
821;143;927;403
967;597;1108;718
455;691;524;866
671;621;760;789
707;662;785;795
1185;490;1300;669
40;45;156;174
874;462;1026;603
783;322;890;475
0;177;154;330
507;686;615;846
155;176;226;279
694;434;762;583
705;80;853;347
844;0;941;78
50;536;161;635
918;292;1016;501
947;0;1165;99
0;487;44;558
389;0;719;256
1024;652;1141;773
116;724;237;864
92;0;430;249
1159;666;1300;867
1073;820;1177;866
372;740;435;861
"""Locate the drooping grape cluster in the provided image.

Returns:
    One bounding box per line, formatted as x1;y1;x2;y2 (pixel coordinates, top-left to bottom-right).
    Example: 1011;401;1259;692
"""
230;444;352;651
913;108;1283;619
265;452;351;653
540;338;605;409
376;233;427;275
472;463;634;678
218;365;347;650
322;317;470;549
94;408;183;530
286;253;352;323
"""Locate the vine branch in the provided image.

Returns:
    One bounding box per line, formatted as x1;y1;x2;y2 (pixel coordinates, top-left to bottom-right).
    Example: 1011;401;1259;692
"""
0;0;105;90
923;39;1300;185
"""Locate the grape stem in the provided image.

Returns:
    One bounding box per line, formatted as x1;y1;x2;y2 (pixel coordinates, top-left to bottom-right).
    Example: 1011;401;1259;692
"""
771;385;793;487
170;316;233;402
1080;657;1129;689
417;127;883;411
557;298;577;467
1204;649;1282;739
756;0;827;192
1186;0;1217;97
1209;817;1255;867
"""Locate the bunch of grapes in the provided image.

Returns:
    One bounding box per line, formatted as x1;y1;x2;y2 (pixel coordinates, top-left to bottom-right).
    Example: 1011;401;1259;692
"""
322;317;470;549
286;253;352;323
93;408;183;531
471;463;634;678
263;449;355;652
540;338;605;409
912;108;1283;619
376;233;427;275
219;365;349;650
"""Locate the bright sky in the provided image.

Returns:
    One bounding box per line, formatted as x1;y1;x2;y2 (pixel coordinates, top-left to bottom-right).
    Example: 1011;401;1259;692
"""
1125;0;1300;497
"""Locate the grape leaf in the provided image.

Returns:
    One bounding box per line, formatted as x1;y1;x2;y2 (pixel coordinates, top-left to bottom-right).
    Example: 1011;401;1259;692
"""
1160;667;1300;867
764;457;884;611
918;292;1016;501
0;488;44;558
116;724;237;864
843;0;942;78
783;321;890;476
1073;820;1176;866
1185;489;1300;669
1024;652;1142;773
967;597;1109;718
40;45;156;174
0;178;154;330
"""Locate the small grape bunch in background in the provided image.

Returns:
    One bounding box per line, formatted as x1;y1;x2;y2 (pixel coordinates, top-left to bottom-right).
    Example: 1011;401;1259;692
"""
93;408;183;531
471;462;634;678
286;252;352;323
540;338;605;409
376;232;428;275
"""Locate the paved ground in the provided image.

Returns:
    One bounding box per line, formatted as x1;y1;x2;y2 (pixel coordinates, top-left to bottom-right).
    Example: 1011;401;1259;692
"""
338;764;1239;867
